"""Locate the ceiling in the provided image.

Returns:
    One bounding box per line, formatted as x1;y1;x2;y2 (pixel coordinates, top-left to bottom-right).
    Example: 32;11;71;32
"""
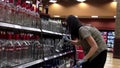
42;0;113;5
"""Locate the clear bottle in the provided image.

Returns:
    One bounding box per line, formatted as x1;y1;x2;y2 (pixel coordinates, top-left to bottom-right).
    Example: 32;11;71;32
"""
5;40;15;67
14;41;22;65
4;2;12;23
0;40;4;68
20;38;29;63
0;1;6;22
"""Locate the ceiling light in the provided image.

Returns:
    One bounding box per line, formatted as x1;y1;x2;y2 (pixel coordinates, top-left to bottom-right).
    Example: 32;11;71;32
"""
91;16;98;18
77;0;86;2
75;15;78;18
114;16;116;18
54;15;60;17
49;0;57;3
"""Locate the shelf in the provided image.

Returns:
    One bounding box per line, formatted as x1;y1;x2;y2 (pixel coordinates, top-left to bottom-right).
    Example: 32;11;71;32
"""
0;22;69;36
44;51;73;61
42;29;70;36
14;59;44;68
0;22;41;32
42;29;62;35
14;51;73;68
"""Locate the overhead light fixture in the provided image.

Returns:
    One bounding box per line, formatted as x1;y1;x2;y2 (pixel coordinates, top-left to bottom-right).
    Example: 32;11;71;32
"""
77;0;86;2
49;0;57;3
91;16;98;18
54;15;60;17
114;16;116;18
75;15;78;18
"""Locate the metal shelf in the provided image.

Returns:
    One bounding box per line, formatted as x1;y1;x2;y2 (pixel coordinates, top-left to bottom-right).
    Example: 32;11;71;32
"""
44;51;73;61
14;59;44;68
0;22;69;36
0;22;41;32
42;29;70;36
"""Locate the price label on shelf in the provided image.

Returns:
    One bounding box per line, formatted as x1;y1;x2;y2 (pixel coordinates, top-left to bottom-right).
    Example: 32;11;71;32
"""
59;54;62;56
54;55;57;58
44;58;48;60
14;25;22;29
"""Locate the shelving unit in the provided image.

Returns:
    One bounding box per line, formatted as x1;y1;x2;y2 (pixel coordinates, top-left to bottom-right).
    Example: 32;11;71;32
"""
0;1;75;67
0;12;74;68
0;21;75;68
101;31;115;52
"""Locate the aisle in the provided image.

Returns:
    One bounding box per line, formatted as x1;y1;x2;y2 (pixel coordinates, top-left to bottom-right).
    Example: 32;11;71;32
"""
104;52;120;68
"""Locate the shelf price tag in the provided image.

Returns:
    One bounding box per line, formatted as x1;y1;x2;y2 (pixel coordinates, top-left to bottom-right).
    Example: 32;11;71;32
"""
18;66;23;68
60;54;62;56
65;52;67;54
44;58;48;60
14;25;22;29
54;55;57;58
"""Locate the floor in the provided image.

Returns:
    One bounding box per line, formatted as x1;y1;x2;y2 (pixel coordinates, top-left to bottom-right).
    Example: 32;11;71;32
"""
104;52;120;68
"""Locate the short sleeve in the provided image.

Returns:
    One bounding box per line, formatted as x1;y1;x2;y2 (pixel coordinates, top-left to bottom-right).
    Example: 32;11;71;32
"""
79;26;91;39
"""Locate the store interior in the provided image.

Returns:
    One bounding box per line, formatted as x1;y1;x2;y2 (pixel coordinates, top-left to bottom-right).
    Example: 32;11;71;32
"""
0;0;118;68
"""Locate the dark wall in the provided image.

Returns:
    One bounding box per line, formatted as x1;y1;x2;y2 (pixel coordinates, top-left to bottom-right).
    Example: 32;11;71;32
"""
79;18;115;30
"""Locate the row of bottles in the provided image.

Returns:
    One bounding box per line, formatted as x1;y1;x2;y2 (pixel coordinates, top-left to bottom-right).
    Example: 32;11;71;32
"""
0;1;65;33
0;30;42;68
101;31;115;48
0;1;40;28
0;30;74;68
42;38;74;58
0;1;66;34
101;31;115;52
41;16;63;33
0;31;39;40
0;40;44;68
